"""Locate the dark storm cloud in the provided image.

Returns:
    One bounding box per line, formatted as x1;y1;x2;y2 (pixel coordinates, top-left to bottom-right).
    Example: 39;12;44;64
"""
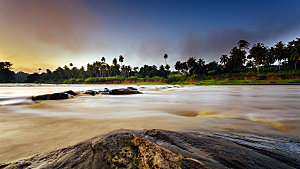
137;38;169;64
179;21;300;62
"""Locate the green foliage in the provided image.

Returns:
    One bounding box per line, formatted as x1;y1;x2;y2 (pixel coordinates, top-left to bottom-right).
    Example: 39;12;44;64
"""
84;76;126;83
63;78;84;84
127;76;141;81
2;37;300;84
151;76;166;81
0;62;15;82
194;79;300;85
167;74;187;83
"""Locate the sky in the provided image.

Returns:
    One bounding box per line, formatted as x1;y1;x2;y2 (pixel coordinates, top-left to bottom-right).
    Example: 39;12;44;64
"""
0;0;300;73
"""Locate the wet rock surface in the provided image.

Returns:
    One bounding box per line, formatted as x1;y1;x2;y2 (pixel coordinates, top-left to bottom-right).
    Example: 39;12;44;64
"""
64;90;78;96
84;90;100;96
31;87;143;101
31;90;78;101
1;129;299;169
32;93;69;101
109;88;142;95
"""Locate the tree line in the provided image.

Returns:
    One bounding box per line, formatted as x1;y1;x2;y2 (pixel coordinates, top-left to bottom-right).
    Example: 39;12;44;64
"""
0;37;299;83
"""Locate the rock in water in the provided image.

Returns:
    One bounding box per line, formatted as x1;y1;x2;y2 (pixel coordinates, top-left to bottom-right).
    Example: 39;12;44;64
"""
1;129;299;169
64;90;78;96
127;87;137;90
84;90;99;96
31;90;78;101
109;88;142;95
32;93;69;101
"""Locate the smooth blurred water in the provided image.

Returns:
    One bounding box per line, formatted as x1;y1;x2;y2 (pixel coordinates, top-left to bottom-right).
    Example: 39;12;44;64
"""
0;84;299;162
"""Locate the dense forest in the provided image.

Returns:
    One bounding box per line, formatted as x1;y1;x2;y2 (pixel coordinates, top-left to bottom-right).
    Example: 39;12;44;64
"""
0;38;299;83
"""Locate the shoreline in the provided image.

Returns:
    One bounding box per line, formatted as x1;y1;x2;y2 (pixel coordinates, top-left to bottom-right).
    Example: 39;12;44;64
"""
1;79;300;86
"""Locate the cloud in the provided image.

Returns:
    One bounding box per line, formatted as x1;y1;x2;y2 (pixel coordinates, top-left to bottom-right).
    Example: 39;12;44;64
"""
0;0;101;53
179;22;300;62
137;38;169;65
0;0;99;52
0;0;102;72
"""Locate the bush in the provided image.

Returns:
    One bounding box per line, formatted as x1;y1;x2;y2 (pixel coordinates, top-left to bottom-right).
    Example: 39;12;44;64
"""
127;76;140;81
151;76;166;81
167;74;187;83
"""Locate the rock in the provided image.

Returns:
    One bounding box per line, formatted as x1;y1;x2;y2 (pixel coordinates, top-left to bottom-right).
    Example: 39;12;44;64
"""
32;92;69;101
2;129;299;169
84;90;99;96
127;87;137;90
31;90;79;101
109;88;142;95
64;90;77;96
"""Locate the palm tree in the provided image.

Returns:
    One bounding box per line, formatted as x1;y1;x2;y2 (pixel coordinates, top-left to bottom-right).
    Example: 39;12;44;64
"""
56;67;64;80
290;48;299;70
165;64;170;70
288;39;300;70
69;63;73;78
237;40;250;50
79;66;85;79
133;67;139;76
195;58;206;74
229;46;246;69
112;58;117;66
220;54;228;65
101;57;106;63
181;62;188;73
274;41;286;71
248;43;267;74
175;61;182;73
187;57;196;69
264;47;275;67
99;62;106;77
112;58;118;76
87;63;93;77
119;55;124;66
133;67;139;71
163;54;168;65
105;64;111;77
187;57;197;74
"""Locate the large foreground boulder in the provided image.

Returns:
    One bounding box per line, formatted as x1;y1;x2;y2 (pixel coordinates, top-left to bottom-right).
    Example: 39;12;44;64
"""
1;129;299;169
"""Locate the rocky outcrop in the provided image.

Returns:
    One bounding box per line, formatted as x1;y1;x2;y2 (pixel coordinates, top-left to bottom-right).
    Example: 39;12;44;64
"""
100;87;142;95
1;129;299;169
31;90;78;101
84;90;99;96
31;87;143;101
32;92;74;101
126;87;137;90
64;90;78;96
109;88;142;95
